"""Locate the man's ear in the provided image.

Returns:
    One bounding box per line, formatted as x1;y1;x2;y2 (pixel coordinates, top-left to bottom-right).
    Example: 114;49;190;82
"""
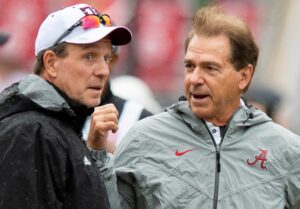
43;50;58;78
239;64;254;91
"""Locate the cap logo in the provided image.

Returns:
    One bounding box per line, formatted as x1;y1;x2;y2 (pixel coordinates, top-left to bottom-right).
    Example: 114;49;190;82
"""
79;6;98;16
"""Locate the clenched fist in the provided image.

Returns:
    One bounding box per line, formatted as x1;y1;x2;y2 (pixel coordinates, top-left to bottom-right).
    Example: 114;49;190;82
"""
86;104;119;150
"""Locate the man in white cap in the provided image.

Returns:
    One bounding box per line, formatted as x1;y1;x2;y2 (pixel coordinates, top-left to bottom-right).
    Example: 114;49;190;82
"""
0;3;131;209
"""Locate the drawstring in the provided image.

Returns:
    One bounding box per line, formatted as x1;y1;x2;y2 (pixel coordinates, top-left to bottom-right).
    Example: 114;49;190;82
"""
176;110;193;130
242;112;254;124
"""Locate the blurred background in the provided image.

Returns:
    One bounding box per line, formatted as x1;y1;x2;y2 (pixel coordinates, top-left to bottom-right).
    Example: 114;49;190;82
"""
1;0;300;134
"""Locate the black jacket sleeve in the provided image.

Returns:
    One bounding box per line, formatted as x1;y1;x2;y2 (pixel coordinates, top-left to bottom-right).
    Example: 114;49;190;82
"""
0;119;67;209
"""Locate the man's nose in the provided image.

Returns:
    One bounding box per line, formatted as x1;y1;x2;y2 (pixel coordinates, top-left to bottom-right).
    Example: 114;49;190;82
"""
94;61;110;77
190;67;205;84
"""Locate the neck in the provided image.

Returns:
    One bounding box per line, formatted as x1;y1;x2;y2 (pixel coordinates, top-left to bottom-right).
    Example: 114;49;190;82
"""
208;99;243;126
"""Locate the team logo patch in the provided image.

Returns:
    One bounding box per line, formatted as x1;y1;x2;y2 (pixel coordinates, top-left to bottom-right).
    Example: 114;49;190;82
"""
246;148;268;170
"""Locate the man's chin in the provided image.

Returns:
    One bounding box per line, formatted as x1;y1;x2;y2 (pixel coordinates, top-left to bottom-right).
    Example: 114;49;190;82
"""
190;105;211;119
84;98;101;108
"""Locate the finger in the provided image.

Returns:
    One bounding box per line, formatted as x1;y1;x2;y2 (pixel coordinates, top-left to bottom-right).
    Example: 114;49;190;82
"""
94;104;119;116
96;103;116;109
93;120;118;133
92;109;119;121
90;112;118;126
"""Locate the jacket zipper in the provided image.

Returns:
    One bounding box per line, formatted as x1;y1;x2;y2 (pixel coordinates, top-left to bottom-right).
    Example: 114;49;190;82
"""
213;145;221;209
177;104;251;209
208;107;247;209
204;122;227;209
203;123;221;209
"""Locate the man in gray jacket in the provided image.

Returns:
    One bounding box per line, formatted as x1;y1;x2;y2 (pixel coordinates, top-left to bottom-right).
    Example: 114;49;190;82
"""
87;5;300;209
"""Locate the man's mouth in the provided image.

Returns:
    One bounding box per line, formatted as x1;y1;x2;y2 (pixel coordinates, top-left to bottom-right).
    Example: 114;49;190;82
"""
88;86;102;91
192;94;209;99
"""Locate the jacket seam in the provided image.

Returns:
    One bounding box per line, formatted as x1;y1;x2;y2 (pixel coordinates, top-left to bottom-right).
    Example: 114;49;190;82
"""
140;157;213;200
218;172;287;199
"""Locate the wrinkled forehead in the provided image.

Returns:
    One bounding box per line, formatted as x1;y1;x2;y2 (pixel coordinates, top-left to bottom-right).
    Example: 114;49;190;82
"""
185;35;231;64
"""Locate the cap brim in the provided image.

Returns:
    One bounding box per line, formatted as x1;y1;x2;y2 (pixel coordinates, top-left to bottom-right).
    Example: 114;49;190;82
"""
64;26;132;46
0;33;10;46
109;27;132;45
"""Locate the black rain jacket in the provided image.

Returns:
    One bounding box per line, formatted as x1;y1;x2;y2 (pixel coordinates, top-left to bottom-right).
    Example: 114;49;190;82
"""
0;75;110;209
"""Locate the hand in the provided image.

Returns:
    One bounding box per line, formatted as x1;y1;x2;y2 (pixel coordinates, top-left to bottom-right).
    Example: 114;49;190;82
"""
86;104;119;150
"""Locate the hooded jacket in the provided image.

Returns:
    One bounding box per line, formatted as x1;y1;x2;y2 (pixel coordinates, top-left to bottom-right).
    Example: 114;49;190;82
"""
0;75;110;209
99;101;300;209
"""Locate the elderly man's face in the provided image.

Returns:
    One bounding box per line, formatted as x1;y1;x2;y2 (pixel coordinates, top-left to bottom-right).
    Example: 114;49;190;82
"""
184;34;251;126
51;38;112;107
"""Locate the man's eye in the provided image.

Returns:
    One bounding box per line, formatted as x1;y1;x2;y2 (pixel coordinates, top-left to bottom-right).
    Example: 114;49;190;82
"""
84;53;94;61
201;63;216;72
104;55;112;64
184;63;194;71
185;63;192;68
207;66;218;71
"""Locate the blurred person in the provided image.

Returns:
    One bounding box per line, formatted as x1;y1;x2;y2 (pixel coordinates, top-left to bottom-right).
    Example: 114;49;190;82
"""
82;45;153;153
111;75;162;114
0;3;131;209
244;84;283;124
0;32;28;92
87;5;300;209
0;32;10;83
0;32;9;46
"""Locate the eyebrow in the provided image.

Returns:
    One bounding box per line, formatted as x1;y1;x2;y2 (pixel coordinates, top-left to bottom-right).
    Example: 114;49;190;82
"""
184;57;221;67
201;61;221;68
183;57;193;64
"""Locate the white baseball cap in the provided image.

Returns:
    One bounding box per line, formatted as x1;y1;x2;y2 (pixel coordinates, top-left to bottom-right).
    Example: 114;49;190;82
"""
35;3;132;55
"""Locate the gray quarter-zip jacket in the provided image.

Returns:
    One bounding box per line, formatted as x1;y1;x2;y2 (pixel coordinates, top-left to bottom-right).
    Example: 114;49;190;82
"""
98;101;300;209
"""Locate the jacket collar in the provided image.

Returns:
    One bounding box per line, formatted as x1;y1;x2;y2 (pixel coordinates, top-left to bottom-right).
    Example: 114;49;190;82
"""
18;74;72;113
166;101;271;138
0;74;92;131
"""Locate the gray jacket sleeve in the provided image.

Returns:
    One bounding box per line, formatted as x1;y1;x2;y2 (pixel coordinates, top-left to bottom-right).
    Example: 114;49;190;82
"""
286;148;300;209
91;149;136;209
